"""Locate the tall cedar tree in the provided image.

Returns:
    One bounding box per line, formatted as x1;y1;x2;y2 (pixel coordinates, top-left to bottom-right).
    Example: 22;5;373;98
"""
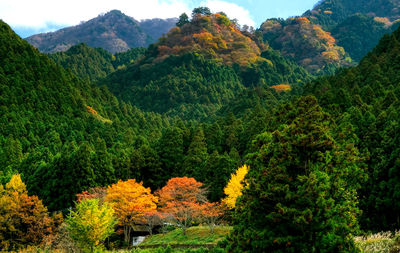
228;96;366;252
183;128;208;179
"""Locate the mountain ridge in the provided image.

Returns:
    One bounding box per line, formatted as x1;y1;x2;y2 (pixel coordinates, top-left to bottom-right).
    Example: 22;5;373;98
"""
25;10;177;53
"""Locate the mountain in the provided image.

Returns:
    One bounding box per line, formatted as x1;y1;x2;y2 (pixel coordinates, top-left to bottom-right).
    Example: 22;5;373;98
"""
304;0;400;62
99;10;312;119
304;25;400;231
259;0;400;72
304;0;400;30
330;14;399;61
259;17;350;73
25;10;177;53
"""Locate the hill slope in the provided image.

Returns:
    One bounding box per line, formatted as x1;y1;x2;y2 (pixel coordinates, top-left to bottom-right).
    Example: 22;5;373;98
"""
48;43;145;82
305;0;400;61
100;11;312;119
330;14;398;61
0;20;167;211
259;17;349;73
25;10;177;53
304;0;400;30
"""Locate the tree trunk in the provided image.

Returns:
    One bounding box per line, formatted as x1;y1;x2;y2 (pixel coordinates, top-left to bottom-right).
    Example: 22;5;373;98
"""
124;225;132;245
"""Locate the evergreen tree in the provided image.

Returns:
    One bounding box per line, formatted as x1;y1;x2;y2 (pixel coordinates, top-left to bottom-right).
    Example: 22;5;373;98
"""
157;127;184;184
228;97;366;252
177;13;190;27
183;128;208;179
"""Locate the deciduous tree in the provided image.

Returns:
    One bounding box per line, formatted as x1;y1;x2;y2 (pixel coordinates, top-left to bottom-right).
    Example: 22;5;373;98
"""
222;165;248;209
157;177;207;234
200;202;225;233
105;179;157;244
0;174;57;250
66;198;117;252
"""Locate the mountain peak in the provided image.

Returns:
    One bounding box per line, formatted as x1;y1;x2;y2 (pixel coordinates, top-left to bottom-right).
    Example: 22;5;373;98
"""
25;11;176;53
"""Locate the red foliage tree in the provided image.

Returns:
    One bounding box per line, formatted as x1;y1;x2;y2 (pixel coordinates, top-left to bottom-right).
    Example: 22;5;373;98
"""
200;202;225;233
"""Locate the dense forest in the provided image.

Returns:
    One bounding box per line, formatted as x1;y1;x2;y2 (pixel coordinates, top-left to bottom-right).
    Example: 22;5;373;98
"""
2;1;400;252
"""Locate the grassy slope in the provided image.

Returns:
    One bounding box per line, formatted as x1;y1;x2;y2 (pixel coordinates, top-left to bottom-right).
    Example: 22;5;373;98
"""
140;226;232;246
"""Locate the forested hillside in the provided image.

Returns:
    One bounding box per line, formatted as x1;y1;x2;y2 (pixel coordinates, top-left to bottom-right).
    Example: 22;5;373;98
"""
0;20;169;212
0;17;296;215
48;43;145;82
100;9;312;119
304;0;400;29
259;17;349;73
260;0;400;72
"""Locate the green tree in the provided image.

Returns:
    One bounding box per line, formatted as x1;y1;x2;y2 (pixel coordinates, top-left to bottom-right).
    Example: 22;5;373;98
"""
157;127;184;182
177;13;190;27
228;97;366;252
203;151;236;202
183;128;208;178
192;7;211;18
66;198;117;252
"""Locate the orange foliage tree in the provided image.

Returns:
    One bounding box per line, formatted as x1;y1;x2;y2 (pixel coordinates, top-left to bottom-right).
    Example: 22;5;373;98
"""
105;179;157;244
156;177;207;234
0;174;59;250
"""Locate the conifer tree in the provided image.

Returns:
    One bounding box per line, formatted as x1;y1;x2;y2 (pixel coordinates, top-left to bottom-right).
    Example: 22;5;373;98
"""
228;97;366;252
183;128;208;178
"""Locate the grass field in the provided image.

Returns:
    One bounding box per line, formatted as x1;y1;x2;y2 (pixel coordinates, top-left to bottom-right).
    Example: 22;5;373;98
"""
139;226;232;247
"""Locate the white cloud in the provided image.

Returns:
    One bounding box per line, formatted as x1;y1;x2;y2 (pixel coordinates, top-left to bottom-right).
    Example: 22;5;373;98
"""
0;0;192;29
202;0;256;27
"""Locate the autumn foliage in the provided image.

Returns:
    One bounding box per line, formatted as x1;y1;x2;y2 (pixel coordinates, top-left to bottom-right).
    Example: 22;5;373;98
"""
86;105;98;115
156;177;226;234
0;175;59;250
105;179;158;243
156;177;207;233
270;84;292;92
151;12;262;66
200;202;225;233
222;165;248;209
76;186;107;203
260;17;348;73
66;198;117;251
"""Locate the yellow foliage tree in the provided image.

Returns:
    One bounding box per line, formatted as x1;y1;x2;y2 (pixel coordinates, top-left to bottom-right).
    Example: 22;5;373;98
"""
66;198;117;252
105;179;157;244
222;165;249;209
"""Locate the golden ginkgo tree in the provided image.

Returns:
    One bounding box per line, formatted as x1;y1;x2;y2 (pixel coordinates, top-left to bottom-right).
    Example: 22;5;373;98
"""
222;165;249;209
66;198;117;252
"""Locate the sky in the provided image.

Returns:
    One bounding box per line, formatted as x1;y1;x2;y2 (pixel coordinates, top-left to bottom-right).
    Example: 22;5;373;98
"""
0;0;319;38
